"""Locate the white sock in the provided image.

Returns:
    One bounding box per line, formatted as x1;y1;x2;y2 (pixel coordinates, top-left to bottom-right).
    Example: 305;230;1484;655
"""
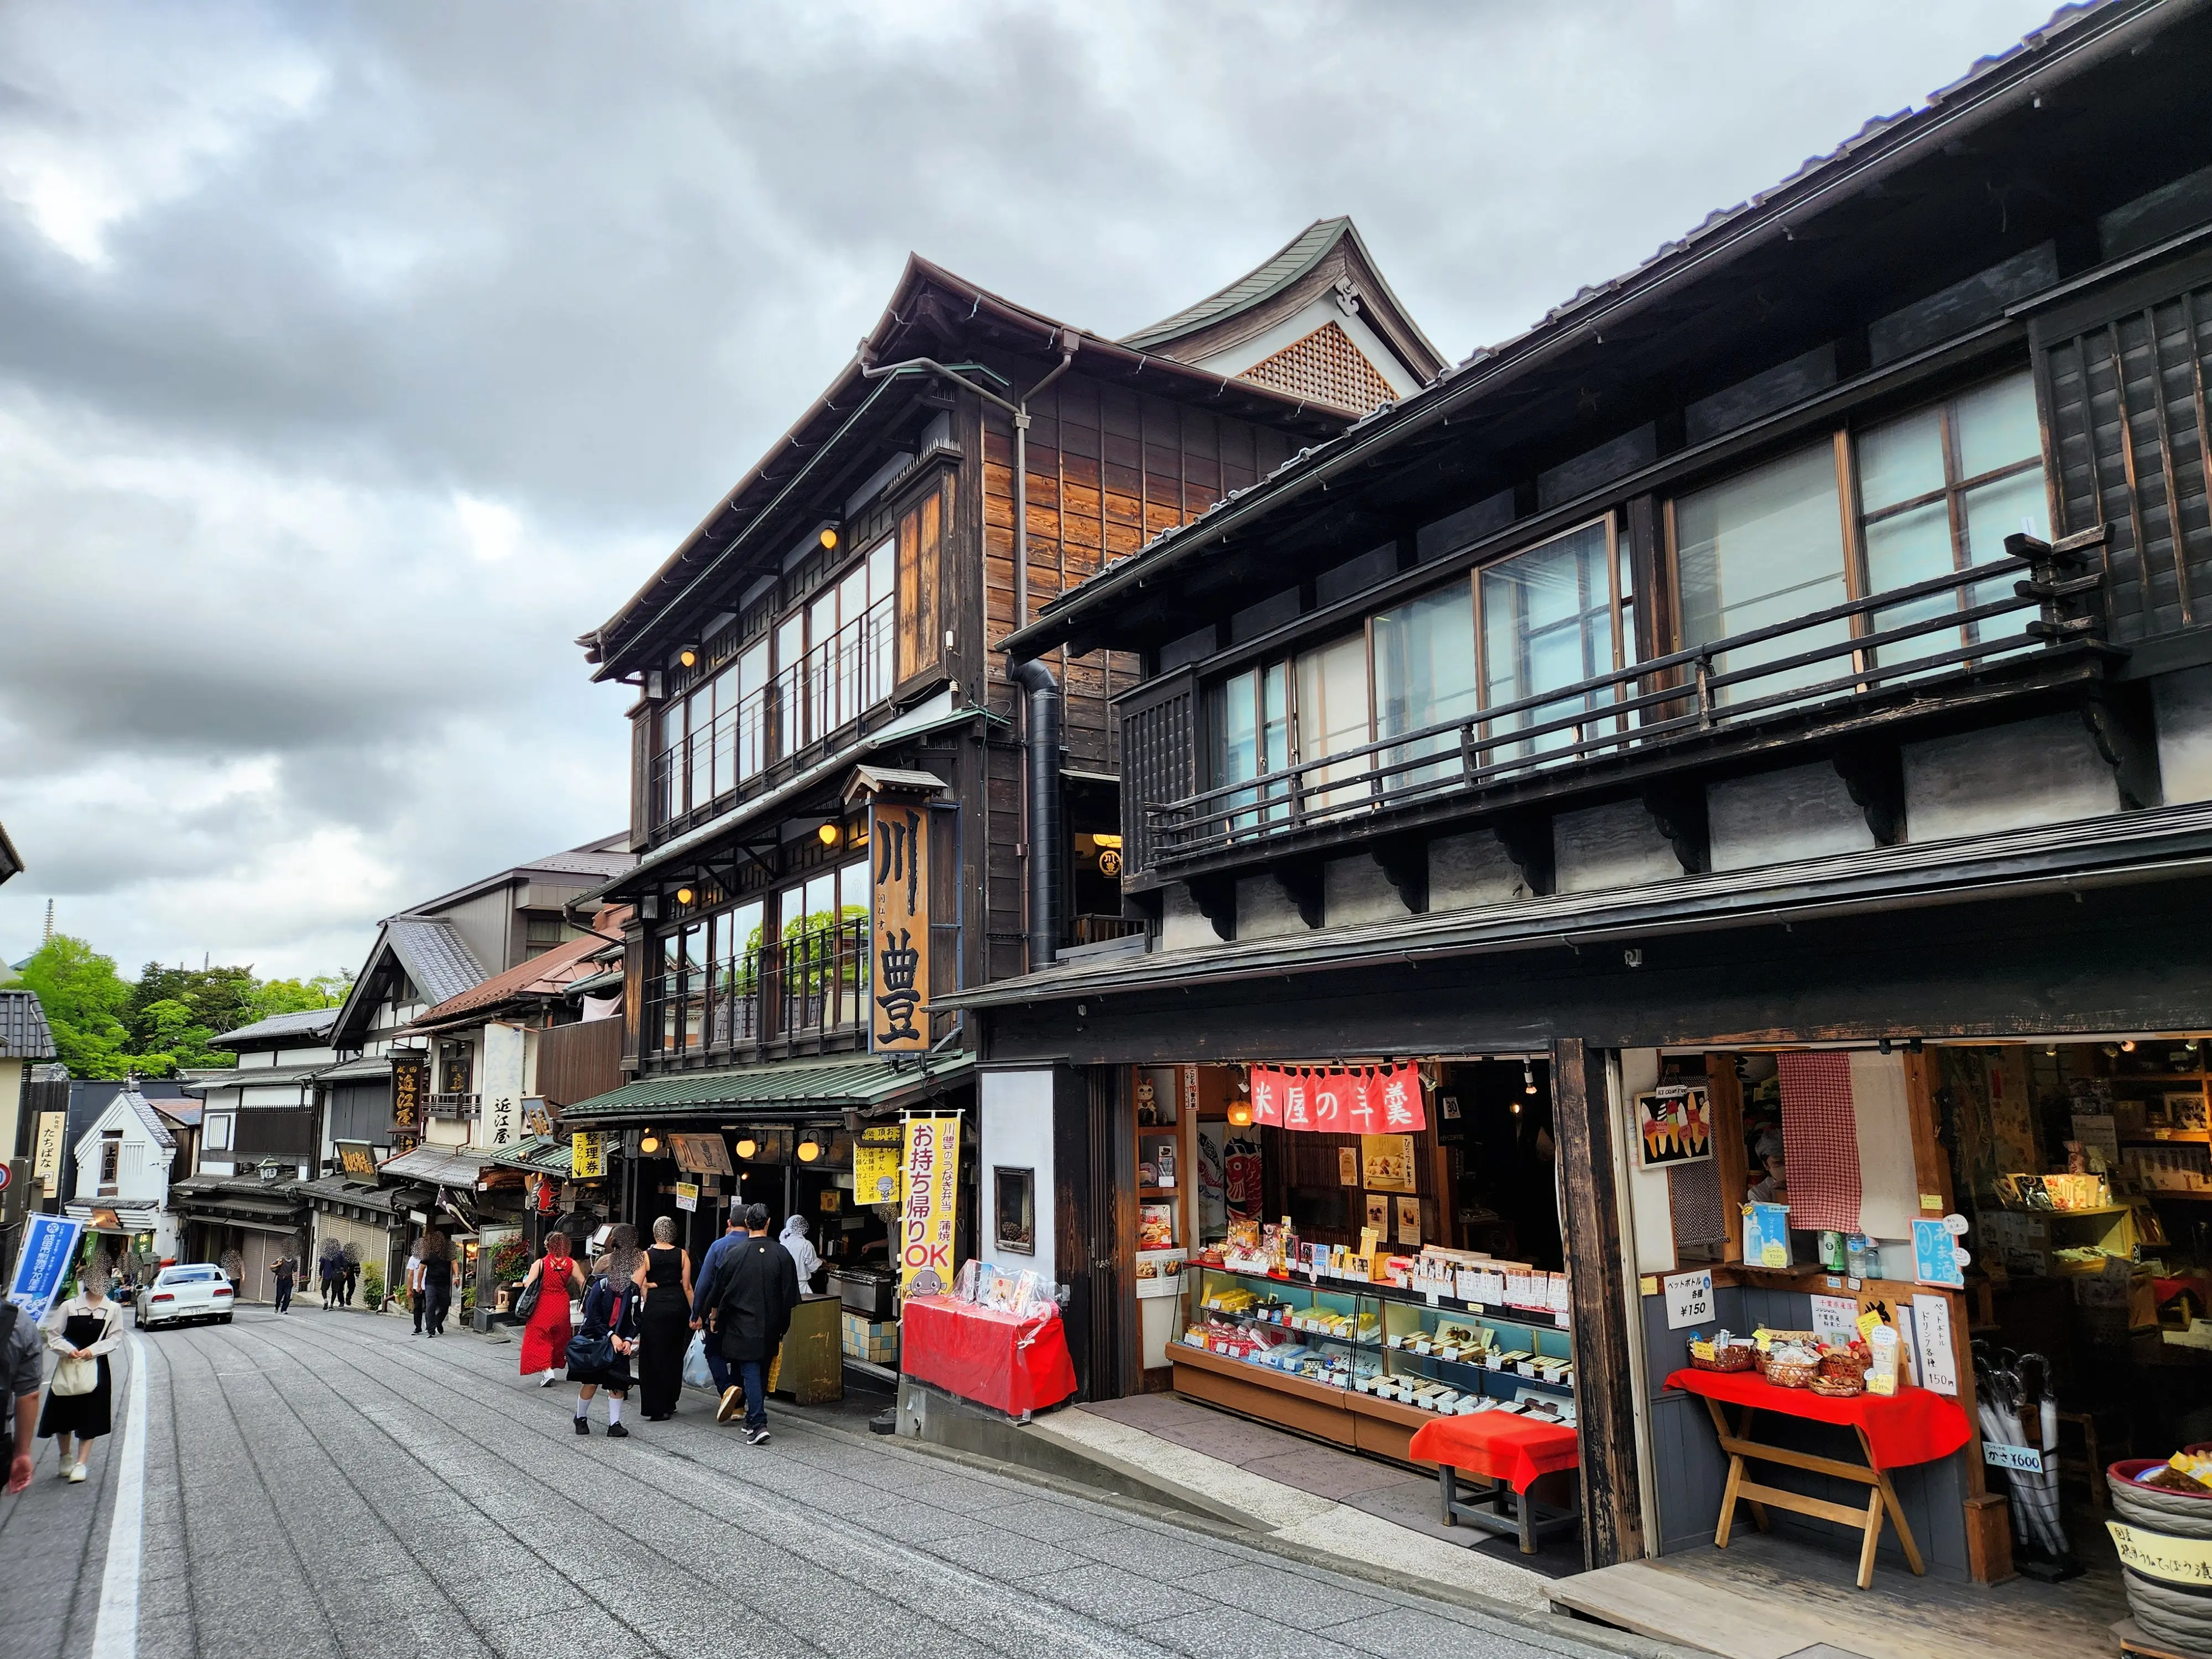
574;1397;588;1419
606;1397;623;1426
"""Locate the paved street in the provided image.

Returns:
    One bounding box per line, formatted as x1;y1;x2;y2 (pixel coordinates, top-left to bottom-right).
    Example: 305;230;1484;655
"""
0;1308;1643;1659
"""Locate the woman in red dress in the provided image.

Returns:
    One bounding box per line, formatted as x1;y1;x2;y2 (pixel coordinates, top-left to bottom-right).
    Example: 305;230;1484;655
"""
518;1232;583;1386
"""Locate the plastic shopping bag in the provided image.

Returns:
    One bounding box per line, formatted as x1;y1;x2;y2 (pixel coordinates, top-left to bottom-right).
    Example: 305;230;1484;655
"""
682;1329;714;1389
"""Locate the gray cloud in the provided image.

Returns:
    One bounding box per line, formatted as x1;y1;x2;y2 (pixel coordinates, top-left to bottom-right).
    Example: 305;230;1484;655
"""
0;0;2065;975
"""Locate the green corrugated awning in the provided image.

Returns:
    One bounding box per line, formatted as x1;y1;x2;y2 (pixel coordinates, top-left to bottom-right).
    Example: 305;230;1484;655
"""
485;1134;573;1176
560;1051;973;1125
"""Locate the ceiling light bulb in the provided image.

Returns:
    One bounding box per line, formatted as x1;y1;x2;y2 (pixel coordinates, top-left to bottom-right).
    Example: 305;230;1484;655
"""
1227;1100;1252;1127
676;888;693;905
679;648;697;669
817;822;839;846
1522;1060;1537;1095
796;1138;821;1164
734;1137;757;1160
2121;1039;2137;1052
638;1131;660;1155
819;527;838;551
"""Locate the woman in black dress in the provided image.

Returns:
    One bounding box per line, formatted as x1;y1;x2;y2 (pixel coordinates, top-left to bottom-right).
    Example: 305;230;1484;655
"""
570;1225;644;1437
419;1232;454;1336
40;1271;123;1485
637;1217;694;1421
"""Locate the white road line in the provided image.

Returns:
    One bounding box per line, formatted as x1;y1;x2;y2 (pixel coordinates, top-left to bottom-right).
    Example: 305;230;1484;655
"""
90;1334;146;1659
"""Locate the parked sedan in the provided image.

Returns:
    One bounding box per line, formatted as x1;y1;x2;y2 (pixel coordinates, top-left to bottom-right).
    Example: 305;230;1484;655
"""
135;1263;236;1329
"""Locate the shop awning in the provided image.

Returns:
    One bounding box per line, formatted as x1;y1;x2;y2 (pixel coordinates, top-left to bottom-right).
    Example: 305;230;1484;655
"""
295;1175;409;1217
484;1134;573;1177
169;1176;309;1228
560;1051;974;1126
380;1145;492;1188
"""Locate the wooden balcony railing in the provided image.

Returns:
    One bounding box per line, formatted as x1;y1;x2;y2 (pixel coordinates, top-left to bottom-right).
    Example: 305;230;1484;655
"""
1142;531;2107;872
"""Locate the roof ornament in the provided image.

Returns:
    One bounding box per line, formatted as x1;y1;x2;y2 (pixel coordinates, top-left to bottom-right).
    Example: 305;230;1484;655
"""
1333;276;1362;317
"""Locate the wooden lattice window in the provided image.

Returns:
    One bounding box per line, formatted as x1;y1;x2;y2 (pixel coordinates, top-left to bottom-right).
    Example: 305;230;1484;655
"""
1239;321;1398;415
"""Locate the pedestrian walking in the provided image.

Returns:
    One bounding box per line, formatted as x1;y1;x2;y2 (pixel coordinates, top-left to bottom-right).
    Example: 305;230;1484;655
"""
39;1270;123;1485
517;1232;582;1387
272;1253;297;1315
705;1203;798;1444
689;1206;745;1397
637;1217;693;1421
341;1248;360;1308
419;1232;454;1337
318;1241;343;1310
405;1245;425;1335
4;1293;42;1494
568;1224;643;1437
778;1213;822;1292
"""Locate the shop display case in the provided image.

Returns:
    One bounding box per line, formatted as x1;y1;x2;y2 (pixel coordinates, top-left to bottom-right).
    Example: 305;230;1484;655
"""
1172;1262;1576;1459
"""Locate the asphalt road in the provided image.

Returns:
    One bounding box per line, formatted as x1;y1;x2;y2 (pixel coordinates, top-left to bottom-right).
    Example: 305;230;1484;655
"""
0;1306;1636;1659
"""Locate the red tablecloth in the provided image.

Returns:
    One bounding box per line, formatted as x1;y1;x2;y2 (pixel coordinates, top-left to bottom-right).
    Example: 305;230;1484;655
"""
1406;1413;1581;1493
1665;1368;1971;1470
901;1295;1078;1417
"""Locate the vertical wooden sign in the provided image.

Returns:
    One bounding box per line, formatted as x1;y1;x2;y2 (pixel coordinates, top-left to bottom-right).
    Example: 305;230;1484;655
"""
869;797;931;1051
390;1056;426;1151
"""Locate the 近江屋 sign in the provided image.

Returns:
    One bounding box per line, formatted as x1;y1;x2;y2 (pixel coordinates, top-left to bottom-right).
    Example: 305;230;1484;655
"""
898;1114;962;1299
1247;1063;1426;1132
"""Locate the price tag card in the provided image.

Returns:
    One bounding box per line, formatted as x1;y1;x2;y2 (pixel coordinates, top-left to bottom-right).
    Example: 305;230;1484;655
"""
1663;1269;1714;1330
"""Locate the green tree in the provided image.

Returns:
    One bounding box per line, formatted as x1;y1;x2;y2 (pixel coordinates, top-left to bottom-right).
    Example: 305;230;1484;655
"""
128;963;257;1049
249;972;351;1021
132;997;232;1071
17;936;137;1080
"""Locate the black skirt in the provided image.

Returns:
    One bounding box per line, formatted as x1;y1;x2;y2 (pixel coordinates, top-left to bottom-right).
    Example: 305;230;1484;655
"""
637;1291;691;1417
39;1312;113;1440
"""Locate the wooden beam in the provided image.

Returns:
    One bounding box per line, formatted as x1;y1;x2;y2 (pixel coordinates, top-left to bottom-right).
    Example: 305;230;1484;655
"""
1831;739;1906;846
1495;810;1556;898
2081;682;2163;810
1370;834;1428;915
1900;1050;1954;1218
1185;876;1235;943
1705;1053;1747;1263
1641;782;1709;875
1271;857;1326;930
1550;1037;1646;1571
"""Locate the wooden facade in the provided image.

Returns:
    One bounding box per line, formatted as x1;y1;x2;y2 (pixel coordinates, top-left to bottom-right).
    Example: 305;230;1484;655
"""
957;0;2212;1582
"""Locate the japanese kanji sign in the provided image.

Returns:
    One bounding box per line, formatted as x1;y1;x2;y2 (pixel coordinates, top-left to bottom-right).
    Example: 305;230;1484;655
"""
1245;1063;1426;1134
571;1131;606;1180
898;1112;961;1300
390;1055;426;1148
869;800;931;1051
474;1021;525;1150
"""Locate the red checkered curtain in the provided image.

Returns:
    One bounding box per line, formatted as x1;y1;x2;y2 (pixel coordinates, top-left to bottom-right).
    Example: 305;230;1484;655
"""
1777;1051;1861;1232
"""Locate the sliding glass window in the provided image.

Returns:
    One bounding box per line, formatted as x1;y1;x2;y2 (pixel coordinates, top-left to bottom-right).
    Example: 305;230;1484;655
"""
1674;442;1850;706
1208;661;1290;832
1475;519;1627;761
1373;582;1479;790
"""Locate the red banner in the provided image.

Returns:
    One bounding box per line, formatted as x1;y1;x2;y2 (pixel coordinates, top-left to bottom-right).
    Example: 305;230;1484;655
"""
1246;1063;1425;1133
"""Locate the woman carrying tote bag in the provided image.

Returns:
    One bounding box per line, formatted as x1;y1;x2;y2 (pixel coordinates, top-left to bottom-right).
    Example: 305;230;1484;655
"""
40;1270;123;1485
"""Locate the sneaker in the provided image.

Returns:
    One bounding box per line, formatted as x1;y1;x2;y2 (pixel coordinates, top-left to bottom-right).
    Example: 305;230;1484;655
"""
539;1373;560;1388
573;1417;590;1436
744;1427;769;1446
605;1423;629;1439
715;1387;744;1423
66;1463;87;1484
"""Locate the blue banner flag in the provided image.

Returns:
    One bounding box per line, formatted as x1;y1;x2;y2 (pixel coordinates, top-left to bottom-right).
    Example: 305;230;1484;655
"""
8;1214;85;1323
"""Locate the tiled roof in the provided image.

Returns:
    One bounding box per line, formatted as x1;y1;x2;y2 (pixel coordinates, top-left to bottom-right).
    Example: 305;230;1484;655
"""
1121;217;1355;349
561;1052;973;1123
87;1088;178;1152
0;989;54;1059
485;1134;573;1177
189;1062;330;1091
411;910;630;1028
209;1007;340;1048
316;1055;394;1083
384;916;487;1007
380;1145;493;1188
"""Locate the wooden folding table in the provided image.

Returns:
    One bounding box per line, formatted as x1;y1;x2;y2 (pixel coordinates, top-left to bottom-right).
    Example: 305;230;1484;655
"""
1665;1368;1972;1589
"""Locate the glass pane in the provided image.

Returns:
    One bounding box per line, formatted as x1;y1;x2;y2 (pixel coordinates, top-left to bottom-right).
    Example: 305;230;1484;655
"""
1479;520;1619;760
868;538;894;608
1857;407;1945;514
1955;372;2041;479
1864;499;1960;655
738;640;769;780
1293;633;1371;817
775;614;805;753
1674;444;1849;706
1372;581;1477;792
838;857;870;920
1210;670;1259;834
688;685;717;805
1961;468;2050;561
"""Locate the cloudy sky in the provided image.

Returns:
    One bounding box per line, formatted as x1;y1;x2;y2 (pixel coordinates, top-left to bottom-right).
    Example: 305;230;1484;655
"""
0;0;2067;982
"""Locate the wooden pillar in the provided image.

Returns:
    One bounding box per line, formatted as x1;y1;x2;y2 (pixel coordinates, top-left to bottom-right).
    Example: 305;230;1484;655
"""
1550;1037;1647;1570
1705;1053;1746;1263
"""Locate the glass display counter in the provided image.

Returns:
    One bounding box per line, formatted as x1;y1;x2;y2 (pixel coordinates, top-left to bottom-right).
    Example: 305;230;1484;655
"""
1173;1263;1575;1433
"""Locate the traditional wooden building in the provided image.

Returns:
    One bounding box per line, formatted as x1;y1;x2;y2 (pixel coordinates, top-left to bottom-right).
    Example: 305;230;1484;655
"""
953;0;2212;1624
561;228;1437;1278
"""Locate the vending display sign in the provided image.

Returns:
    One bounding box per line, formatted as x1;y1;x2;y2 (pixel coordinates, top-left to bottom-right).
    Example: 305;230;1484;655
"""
898;1113;962;1299
1246;1063;1426;1132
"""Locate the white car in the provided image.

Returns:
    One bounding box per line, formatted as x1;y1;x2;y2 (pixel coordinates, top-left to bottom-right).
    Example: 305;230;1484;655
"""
135;1263;236;1329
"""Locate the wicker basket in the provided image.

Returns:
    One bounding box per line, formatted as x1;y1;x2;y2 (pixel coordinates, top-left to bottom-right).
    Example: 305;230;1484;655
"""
1692;1345;1757;1373
1808;1374;1865;1398
1819;1349;1870;1384
1763;1355;1819;1389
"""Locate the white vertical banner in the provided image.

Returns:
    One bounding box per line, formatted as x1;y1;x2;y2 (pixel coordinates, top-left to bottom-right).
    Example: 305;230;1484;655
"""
1912;1293;1959;1396
475;1022;526;1151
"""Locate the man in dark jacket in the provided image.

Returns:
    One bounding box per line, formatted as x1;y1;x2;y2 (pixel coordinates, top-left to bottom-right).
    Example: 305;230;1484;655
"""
705;1202;799;1443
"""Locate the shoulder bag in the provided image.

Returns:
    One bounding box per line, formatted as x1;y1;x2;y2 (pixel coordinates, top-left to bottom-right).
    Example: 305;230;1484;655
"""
512;1270;541;1323
51;1302;110;1397
564;1279;615;1374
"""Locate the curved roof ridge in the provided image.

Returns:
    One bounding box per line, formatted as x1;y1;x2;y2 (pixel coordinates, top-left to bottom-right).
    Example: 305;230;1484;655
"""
1119;216;1355;351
